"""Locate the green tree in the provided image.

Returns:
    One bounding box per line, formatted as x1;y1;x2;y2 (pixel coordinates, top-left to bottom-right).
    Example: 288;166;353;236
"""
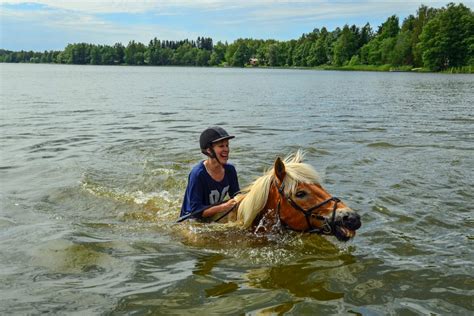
412;5;439;66
90;46;101;64
359;15;400;66
226;40;252;67
325;27;340;65
359;23;373;47
293;40;311;66
231;43;250;67
391;15;416;66
391;31;413;66
172;43;196;65
307;38;328;66
196;49;211;66
146;38;162;65
379;37;397;64
101;46;116;65
360;38;381;65
209;41;227;66
113;43;125;64
125;41;146;65
378;15;400;39
266;42;283;66
333;25;359;66
419;3;474;70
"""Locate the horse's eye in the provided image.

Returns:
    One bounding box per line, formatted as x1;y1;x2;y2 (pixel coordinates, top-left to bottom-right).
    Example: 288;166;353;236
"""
295;191;307;198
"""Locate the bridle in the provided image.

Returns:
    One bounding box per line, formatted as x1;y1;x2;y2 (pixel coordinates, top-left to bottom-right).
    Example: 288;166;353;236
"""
274;180;340;234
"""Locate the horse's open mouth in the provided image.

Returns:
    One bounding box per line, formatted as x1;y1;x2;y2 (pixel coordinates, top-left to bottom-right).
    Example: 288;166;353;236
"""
334;225;357;241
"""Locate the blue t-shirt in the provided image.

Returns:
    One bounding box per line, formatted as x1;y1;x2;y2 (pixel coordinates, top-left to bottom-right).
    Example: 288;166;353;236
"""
180;161;240;219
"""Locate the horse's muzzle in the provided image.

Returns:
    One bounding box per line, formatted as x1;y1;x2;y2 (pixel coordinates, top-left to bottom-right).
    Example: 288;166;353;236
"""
342;212;361;230
334;211;361;241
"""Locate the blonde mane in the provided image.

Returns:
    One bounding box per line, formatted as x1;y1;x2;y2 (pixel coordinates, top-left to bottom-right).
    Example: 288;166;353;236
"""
235;150;321;228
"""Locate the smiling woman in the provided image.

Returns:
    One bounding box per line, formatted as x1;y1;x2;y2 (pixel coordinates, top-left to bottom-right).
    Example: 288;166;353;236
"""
179;126;240;221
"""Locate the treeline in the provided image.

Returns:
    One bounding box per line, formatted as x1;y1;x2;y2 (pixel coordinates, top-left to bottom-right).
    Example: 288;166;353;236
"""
1;3;472;71
0;38;214;66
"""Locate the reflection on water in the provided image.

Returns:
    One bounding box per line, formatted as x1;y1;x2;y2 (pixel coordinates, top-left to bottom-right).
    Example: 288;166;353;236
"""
1;64;473;314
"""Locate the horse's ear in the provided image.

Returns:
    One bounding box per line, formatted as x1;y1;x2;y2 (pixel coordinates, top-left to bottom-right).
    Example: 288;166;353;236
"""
274;157;286;183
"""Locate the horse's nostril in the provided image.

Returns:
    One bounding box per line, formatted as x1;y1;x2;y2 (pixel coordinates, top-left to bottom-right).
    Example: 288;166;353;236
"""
343;213;361;230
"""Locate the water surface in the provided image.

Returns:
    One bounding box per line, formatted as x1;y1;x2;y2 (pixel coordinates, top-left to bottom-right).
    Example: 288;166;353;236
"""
1;64;473;314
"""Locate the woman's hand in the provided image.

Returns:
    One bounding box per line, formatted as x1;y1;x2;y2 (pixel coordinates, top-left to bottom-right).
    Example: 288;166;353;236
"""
202;199;237;218
223;198;237;211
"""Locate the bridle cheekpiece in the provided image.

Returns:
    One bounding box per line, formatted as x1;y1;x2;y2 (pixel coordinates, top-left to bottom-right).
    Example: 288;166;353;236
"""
275;180;340;234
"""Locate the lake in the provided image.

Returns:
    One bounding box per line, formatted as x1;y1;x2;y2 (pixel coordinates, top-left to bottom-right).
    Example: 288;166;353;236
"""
1;63;473;315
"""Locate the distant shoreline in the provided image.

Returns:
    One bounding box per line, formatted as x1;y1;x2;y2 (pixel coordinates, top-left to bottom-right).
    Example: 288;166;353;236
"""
2;62;472;74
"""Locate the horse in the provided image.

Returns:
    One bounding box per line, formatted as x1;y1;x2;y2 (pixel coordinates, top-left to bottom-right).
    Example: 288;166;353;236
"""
222;151;361;241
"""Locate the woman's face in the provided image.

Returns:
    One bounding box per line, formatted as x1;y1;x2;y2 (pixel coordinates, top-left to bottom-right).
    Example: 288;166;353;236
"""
209;139;230;163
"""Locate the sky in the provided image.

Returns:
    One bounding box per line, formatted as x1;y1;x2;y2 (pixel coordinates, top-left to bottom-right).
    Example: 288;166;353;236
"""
1;0;472;51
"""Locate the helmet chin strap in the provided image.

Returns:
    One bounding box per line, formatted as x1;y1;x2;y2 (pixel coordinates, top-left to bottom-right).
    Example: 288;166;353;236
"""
208;147;224;166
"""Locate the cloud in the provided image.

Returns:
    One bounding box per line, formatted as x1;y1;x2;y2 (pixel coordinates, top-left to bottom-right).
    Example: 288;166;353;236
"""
1;0;462;15
1;0;472;50
0;2;200;50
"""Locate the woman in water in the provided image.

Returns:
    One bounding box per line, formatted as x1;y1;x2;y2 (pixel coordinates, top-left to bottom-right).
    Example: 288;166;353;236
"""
180;126;240;221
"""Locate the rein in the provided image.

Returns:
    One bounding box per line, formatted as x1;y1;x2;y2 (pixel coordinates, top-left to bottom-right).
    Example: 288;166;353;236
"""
213;203;237;222
275;181;340;234
177;201;238;223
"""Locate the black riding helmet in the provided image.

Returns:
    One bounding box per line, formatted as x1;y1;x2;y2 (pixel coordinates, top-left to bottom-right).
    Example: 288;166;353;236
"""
200;127;235;156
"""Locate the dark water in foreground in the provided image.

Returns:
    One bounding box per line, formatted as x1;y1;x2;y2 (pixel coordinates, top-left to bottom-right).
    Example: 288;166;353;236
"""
1;64;473;315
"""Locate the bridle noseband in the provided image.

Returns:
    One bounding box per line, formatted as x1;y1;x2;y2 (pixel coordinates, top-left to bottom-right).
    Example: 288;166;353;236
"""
275;181;340;234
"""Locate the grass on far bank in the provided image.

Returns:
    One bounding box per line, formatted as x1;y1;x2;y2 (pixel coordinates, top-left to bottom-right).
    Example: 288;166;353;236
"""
441;66;474;73
247;63;473;73
317;64;473;73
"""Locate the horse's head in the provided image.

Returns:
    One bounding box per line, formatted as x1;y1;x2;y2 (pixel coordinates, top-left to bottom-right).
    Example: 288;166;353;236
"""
269;155;361;241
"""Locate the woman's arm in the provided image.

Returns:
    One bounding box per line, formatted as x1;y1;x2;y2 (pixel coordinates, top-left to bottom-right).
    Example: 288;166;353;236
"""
202;199;237;218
